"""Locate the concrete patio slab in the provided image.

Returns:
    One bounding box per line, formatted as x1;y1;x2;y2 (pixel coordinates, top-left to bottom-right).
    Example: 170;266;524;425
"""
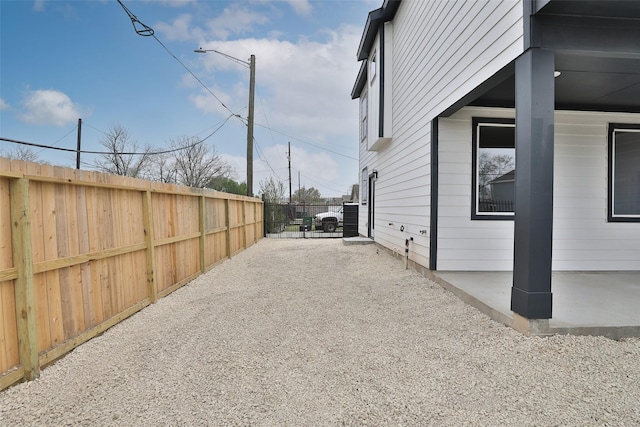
431;270;640;339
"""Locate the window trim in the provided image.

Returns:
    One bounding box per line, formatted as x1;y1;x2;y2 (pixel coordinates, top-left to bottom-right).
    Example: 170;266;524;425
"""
608;123;640;222
361;167;368;205
471;117;516;221
360;92;368;143
369;50;377;84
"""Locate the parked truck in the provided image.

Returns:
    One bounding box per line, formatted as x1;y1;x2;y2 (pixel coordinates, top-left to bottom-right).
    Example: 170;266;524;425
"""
313;206;343;232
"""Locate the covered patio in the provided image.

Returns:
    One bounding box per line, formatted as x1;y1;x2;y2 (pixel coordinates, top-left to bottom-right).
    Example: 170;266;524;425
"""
430;271;640;339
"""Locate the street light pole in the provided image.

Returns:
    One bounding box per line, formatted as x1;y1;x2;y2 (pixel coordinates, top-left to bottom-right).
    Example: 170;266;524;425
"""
194;48;255;197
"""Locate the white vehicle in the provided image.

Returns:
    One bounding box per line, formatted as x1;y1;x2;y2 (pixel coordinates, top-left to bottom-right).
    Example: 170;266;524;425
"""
314;207;343;232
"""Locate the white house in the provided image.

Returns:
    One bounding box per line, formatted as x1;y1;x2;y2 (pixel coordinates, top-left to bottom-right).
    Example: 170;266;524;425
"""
352;0;640;324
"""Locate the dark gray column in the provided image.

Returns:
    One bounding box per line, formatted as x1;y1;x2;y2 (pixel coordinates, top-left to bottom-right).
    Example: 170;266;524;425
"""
511;48;555;319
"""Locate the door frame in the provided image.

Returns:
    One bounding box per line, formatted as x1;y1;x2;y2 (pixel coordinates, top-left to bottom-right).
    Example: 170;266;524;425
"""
368;172;376;238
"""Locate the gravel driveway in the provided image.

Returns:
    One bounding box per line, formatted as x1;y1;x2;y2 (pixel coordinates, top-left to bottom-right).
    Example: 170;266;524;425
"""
1;239;639;426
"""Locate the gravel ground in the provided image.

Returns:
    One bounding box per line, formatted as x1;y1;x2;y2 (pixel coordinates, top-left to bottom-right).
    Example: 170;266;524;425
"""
1;239;639;426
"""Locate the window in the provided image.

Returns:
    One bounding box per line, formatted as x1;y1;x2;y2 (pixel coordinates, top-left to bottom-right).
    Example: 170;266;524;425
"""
472;118;516;219
360;93;367;143
609;124;640;221
369;50;377;83
361;167;368;204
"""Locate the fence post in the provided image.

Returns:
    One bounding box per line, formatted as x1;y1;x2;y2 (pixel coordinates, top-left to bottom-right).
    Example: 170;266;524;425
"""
254;202;258;243
10;178;39;380
199;195;206;273
142;190;157;303
225;198;231;258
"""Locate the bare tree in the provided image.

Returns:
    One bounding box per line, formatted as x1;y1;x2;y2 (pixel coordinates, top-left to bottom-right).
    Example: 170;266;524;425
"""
478;151;514;199
3;146;42;163
94;124;153;177
147;151;177;184
171;136;232;188
259;176;286;203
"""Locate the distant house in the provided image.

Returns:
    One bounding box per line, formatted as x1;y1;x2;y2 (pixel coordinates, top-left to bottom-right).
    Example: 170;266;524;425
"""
487;170;515;212
352;0;640;323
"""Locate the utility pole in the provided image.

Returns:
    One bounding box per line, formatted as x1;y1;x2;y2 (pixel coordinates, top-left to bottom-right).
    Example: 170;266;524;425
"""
76;118;82;169
288;141;292;203
247;54;256;197
193;48;255;195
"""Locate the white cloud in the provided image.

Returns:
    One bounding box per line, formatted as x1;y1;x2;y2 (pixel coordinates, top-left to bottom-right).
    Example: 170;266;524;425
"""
0;99;9;111
205;5;269;40
286;0;312;17
20;89;85;126
155;14;204;41
184;5;364;195
194;23;361;138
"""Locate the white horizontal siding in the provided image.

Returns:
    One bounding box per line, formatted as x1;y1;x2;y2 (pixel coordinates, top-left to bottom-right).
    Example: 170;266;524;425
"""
552;111;640;270
437;107;640;271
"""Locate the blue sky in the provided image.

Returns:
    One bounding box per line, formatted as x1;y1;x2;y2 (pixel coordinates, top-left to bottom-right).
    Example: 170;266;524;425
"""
0;0;378;197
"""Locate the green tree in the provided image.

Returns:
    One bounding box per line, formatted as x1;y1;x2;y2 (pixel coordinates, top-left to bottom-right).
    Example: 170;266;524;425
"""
208;177;247;195
293;186;322;204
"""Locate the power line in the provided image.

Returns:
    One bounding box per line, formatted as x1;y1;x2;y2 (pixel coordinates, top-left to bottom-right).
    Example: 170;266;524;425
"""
34;125;78;155
116;0;243;123
294;167;351;195
253;122;358;161
0;116;233;156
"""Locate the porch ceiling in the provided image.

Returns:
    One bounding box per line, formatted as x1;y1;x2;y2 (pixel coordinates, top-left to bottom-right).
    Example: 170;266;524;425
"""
471;53;640;113
470;2;640;114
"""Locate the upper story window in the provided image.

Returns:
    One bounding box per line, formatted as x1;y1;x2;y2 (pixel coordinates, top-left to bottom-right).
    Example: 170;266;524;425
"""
472;118;516;220
369;50;377;84
609;124;640;221
360;92;368;143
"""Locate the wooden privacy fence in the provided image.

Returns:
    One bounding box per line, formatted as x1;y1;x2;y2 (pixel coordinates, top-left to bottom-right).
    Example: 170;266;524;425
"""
0;158;263;390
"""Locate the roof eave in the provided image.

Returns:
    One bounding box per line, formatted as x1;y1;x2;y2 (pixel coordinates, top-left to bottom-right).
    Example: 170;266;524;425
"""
356;0;401;61
351;61;368;99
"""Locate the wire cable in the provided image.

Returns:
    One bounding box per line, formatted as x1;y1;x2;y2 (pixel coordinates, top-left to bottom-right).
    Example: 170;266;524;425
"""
34;125;78;155
116;0;242;121
294;167;351;195
253;122;358;161
0;115;233;156
116;0;154;36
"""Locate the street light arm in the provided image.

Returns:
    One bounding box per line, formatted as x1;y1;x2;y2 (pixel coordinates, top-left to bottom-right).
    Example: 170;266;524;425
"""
194;47;249;68
194;47;256;197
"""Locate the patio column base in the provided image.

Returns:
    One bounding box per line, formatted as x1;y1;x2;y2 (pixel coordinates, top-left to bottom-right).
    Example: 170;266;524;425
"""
511;286;552;319
512;312;551;336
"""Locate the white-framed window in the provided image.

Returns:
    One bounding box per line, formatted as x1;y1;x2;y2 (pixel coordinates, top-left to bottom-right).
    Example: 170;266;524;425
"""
472;118;516;220
360;92;368;143
369;50;377;84
361;167;368;205
609;124;640;221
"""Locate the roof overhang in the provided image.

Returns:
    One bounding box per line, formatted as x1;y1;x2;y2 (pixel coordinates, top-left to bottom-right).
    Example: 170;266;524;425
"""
352;1;401;100
356;1;400;61
450;0;640;115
